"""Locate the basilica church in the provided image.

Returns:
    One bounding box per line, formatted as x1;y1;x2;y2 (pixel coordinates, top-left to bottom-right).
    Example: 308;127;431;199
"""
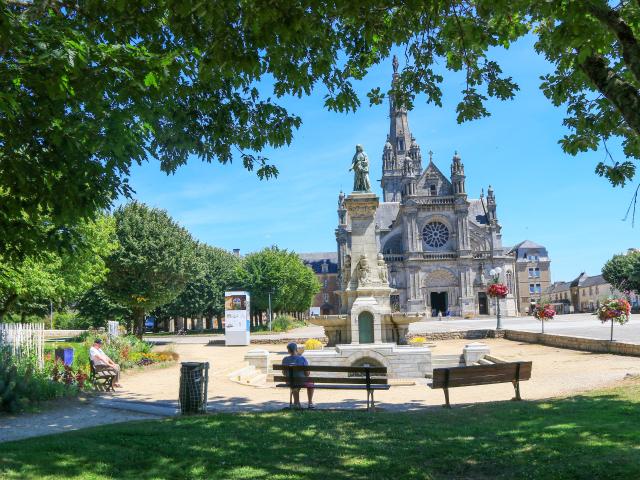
334;59;519;317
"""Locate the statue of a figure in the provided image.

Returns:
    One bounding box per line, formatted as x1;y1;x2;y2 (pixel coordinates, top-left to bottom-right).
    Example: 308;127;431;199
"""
350;144;371;192
343;255;351;286
357;255;371;286
377;253;389;284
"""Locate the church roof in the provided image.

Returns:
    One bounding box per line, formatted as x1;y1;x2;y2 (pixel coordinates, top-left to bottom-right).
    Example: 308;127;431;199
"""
376;202;400;230
468;199;489;225
510;240;546;250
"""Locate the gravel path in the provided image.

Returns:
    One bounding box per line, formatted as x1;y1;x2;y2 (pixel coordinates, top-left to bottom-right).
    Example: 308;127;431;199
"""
110;339;640;412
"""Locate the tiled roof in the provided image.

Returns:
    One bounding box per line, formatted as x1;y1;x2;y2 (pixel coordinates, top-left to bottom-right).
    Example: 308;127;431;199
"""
299;252;339;274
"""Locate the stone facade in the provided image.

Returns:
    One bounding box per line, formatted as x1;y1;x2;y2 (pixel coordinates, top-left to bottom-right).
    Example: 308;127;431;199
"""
335;60;517;318
548;272;640;313
506;240;552;314
299;252;340;314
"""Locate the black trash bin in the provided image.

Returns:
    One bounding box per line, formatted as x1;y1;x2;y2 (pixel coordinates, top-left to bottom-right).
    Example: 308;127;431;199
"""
179;362;209;414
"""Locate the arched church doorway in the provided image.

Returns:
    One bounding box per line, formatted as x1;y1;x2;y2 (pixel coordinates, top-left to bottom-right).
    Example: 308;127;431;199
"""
478;292;488;315
430;292;448;315
358;311;374;344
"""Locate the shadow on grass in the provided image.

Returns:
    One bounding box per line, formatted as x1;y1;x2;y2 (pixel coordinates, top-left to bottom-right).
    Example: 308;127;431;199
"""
1;381;639;479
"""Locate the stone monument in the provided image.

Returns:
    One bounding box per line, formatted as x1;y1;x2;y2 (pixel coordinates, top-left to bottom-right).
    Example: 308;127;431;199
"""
306;145;431;378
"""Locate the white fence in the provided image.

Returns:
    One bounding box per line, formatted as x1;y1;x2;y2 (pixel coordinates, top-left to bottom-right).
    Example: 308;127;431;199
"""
0;323;45;369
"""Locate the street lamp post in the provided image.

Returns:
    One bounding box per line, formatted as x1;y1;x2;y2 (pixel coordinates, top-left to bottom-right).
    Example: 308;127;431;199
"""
268;290;274;332
489;267;503;330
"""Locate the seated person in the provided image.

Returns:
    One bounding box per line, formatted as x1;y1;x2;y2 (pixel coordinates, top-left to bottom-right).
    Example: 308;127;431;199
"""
282;342;314;409
89;338;121;388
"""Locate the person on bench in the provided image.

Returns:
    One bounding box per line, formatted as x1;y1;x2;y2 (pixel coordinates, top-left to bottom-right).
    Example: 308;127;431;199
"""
89;338;121;388
283;342;314;409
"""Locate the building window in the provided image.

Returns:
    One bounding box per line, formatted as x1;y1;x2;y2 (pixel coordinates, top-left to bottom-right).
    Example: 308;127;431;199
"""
323;279;329;289
429;184;437;196
422;221;449;248
530;284;541;294
589;286;593;296
506;271;513;293
595;285;599;295
322;293;329;303
528;267;540;278
321;262;328;273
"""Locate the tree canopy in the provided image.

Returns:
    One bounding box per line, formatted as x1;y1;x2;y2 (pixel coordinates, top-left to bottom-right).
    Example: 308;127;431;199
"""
155;243;240;322
602;249;640;294
103;201;198;336
3;1;640;258
0;214;116;320
237;247;320;315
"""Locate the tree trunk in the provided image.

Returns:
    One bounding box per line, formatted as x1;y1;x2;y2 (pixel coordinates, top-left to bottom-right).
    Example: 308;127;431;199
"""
580;54;640;135
133;308;146;339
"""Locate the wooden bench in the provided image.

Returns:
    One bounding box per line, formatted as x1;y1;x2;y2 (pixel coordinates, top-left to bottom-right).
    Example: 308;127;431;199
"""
430;361;532;408
89;360;116;392
273;364;390;411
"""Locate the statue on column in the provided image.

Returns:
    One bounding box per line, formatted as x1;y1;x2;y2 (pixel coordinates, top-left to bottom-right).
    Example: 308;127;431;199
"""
343;255;351;287
377;253;389;285
357;255;371;286
350;144;371;192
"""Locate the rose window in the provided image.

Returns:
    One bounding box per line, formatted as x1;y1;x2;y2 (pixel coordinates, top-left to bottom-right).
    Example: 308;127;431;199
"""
422;222;449;248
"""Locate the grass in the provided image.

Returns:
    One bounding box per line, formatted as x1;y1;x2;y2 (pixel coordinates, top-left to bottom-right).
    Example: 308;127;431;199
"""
2;378;640;479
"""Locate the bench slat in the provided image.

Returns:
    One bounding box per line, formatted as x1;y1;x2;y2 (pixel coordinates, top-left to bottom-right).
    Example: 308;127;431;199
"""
273;365;387;374
273;376;388;385
276;383;391;390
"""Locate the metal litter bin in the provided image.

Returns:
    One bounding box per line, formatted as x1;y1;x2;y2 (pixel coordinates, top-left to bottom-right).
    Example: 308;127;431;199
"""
179;362;209;414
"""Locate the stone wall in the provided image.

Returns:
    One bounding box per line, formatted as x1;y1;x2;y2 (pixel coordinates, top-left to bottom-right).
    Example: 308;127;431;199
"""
503;330;640;357
407;330;505;341
44;329;85;338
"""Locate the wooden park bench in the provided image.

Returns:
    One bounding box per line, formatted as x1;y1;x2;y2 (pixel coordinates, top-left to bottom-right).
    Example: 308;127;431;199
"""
89;360;116;392
273;364;390;411
430;361;532;408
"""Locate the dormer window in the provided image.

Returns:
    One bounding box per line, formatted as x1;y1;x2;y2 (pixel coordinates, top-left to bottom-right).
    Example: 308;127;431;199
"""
429;185;437;196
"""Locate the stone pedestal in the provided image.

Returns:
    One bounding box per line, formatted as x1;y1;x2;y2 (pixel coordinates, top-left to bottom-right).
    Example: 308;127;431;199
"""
463;342;490;365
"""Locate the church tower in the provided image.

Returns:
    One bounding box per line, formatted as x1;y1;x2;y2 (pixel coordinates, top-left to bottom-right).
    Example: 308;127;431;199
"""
381;56;422;202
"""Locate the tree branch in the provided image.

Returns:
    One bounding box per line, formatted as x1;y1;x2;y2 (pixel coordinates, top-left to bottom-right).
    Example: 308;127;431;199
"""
586;1;640;83
580;54;640;135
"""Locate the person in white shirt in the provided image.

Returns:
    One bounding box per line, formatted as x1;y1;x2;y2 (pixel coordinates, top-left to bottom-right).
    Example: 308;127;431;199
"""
89;338;121;387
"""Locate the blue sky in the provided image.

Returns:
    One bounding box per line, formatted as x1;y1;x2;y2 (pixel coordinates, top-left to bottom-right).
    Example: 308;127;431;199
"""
124;36;638;282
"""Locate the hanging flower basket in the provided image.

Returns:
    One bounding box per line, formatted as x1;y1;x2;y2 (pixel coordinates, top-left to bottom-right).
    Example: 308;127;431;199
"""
487;283;508;298
596;298;631;325
596;297;631;342
533;303;556;321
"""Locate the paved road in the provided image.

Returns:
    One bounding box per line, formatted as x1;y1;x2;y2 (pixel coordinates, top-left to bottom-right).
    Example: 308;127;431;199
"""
145;313;640;344
409;313;640;343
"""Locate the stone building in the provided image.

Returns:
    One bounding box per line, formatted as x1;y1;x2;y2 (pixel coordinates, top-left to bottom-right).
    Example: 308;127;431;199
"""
548;272;640;313
506;240;552;314
335;58;518;317
299;252;340;315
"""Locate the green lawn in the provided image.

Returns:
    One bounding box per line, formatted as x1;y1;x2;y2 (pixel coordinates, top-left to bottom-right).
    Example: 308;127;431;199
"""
2;378;640;479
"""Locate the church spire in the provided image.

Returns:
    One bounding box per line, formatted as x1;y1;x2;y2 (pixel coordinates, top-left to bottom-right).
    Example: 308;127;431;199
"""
389;55;413;157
